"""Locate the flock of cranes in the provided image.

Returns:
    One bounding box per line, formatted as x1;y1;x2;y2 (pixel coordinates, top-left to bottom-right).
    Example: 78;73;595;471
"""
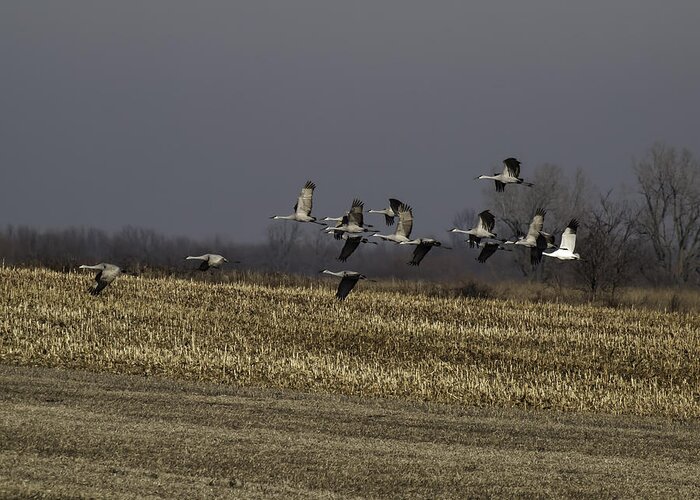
80;158;582;300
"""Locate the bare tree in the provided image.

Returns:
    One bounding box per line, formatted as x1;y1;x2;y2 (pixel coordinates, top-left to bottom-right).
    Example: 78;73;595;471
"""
265;222;301;272
634;143;700;284
574;192;641;300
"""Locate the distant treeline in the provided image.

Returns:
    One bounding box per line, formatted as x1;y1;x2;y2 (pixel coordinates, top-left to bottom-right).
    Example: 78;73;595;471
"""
2;143;699;298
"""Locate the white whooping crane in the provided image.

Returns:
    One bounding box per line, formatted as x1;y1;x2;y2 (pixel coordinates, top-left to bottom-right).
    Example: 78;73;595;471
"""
270;181;323;224
320;269;373;301
368;198;403;226
78;263;124;296
544;219;581;260
476;157;534;192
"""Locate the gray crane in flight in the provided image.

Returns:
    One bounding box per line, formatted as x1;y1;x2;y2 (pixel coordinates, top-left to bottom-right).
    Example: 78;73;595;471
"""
476;157;534;192
79;263;124;296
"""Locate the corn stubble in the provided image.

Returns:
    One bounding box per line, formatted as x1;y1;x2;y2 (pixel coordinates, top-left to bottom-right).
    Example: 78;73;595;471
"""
1;268;698;418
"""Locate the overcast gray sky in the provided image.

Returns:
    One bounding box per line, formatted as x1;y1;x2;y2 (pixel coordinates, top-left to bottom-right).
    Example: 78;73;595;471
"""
2;1;699;242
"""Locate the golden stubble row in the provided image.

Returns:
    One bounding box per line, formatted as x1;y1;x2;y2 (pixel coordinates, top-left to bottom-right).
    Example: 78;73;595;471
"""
1;267;698;418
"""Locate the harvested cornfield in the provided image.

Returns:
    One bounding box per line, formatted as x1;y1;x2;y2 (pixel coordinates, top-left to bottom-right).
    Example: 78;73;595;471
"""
1;267;698;418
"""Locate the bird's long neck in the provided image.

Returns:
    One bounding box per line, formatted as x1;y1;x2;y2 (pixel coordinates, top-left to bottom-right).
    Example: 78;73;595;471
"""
79;264;103;270
272;215;295;220
478;175;498;180
321;270;343;277
368;209;388;215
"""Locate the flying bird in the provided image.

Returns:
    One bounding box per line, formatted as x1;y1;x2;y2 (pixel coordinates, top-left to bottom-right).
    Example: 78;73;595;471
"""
449;210;499;248
372;202;414;243
368;198;403;226
336;234;377;262
324;198;374;236
185;253;237;271
79;263;124;296
270;181;323;224
544;219;581;260
320;270;372;301
400;238;451;266
475;241;512;263
505;208;555;265
476;157;534;192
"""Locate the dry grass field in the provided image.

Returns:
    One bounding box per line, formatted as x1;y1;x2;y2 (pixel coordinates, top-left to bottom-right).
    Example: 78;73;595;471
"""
1;267;698;419
3;365;700;498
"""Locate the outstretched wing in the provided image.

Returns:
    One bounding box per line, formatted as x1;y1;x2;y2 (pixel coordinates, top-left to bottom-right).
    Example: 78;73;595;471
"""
337;238;361;262
560;218;579;252
468;234;481;248
495;180;505;192
477;243;499;263
408;243;432;266
396;203;413;239
385;198;402;226
526;208;546;240
336;276;359;300
347;198;364;227
531;233;549;265
198;261;210;271
333;215;349;240
90;271;110;295
477;210;496;232
530;246;544;266
542;232;556;248
503;157;521;178
388;198;402;215
295;181;316;216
